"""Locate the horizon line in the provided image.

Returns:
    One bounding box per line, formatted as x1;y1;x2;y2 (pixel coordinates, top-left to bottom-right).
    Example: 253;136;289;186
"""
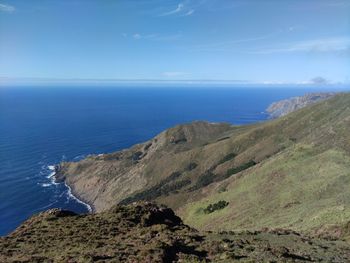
0;77;348;86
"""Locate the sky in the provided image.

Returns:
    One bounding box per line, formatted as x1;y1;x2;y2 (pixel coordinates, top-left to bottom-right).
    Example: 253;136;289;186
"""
0;0;349;85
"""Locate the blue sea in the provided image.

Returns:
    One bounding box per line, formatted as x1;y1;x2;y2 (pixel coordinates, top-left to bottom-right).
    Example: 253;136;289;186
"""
1;85;349;236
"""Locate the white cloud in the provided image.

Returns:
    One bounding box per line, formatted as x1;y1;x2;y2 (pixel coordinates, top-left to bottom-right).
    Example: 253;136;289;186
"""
131;33;181;41
310;77;329;85
133;33;142;40
0;3;15;13
132;33;157;40
160;3;184;16
160;2;194;17
252;37;350;54
191;31;281;52
182;9;194;16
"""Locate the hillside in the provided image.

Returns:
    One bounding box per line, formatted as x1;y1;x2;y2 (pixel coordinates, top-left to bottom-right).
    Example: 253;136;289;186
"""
56;93;350;237
266;92;336;118
2;202;350;262
180;93;350;235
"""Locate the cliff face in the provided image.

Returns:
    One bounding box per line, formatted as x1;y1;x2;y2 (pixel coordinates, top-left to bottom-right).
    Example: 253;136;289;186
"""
266;92;336;118
2;202;350;262
55;121;233;212
57;93;350;237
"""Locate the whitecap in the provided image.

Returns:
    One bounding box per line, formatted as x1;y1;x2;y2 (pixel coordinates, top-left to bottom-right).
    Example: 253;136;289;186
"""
48;165;56;171
65;183;92;213
45;165;59;185
47;171;55;179
73;154;87;161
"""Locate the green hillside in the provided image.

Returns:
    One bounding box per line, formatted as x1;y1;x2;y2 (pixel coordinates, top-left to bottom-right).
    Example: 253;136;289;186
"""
3;93;350;262
57;93;350;238
180;94;350;236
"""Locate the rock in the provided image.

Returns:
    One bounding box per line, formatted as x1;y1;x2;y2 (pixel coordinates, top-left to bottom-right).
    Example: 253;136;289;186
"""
266;92;336;118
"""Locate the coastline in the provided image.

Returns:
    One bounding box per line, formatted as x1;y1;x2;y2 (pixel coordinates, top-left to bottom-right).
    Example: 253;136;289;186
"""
65;182;93;213
50;165;94;213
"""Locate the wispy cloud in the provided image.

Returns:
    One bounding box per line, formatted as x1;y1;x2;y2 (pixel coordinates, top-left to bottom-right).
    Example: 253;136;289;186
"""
252;37;350;54
182;9;194;16
160;3;184;16
160;2;194;17
190;31;282;52
133;33;157;40
130;32;181;41
0;3;15;13
132;33;157;40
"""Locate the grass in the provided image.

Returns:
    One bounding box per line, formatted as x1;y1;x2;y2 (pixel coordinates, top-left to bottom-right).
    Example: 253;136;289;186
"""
181;144;350;237
59;93;350;237
2;202;350;262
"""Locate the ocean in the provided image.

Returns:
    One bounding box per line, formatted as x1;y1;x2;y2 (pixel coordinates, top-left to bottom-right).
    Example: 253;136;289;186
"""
0;85;349;235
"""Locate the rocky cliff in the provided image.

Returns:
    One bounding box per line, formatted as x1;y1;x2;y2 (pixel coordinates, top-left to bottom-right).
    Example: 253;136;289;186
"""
266;92;336;118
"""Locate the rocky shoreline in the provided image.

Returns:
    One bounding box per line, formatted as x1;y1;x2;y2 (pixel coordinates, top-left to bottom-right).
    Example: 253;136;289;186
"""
53;164;94;213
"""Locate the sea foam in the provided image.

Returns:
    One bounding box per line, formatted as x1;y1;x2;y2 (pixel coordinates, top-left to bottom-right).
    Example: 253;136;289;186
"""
65;183;92;213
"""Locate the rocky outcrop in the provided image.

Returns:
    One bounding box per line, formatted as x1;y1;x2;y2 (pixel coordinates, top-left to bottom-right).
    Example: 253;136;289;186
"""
266;92;336;118
2;202;350;262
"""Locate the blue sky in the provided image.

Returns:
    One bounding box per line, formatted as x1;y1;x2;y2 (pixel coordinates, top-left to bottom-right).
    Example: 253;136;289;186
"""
0;0;349;84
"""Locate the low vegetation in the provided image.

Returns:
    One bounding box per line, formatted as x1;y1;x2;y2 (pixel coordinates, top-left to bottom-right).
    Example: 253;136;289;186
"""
225;160;256;177
217;152;237;165
185;162;198;171
204;200;229;214
119;171;185;204
189;169;216;191
2;202;350;262
59;93;350;241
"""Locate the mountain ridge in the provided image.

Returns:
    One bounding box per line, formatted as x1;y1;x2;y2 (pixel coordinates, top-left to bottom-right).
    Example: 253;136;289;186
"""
2;202;350;262
55;93;350;238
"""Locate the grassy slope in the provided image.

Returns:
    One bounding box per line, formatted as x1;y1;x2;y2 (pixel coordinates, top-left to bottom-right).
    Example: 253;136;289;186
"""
2;203;350;262
60;93;350;238
179;94;350;236
181;145;350;233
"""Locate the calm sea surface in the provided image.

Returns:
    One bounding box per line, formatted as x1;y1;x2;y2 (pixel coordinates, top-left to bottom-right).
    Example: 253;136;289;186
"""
1;85;348;235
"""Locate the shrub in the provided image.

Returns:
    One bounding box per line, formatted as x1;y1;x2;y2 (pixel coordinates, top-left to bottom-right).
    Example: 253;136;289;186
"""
119;171;187;204
204;200;229;214
144;143;152;150
185;162;198;171
131;151;143;161
225;160;256;177
216;136;230;142
218;153;237;165
189;170;216;191
218;183;228;193
160;179;191;196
